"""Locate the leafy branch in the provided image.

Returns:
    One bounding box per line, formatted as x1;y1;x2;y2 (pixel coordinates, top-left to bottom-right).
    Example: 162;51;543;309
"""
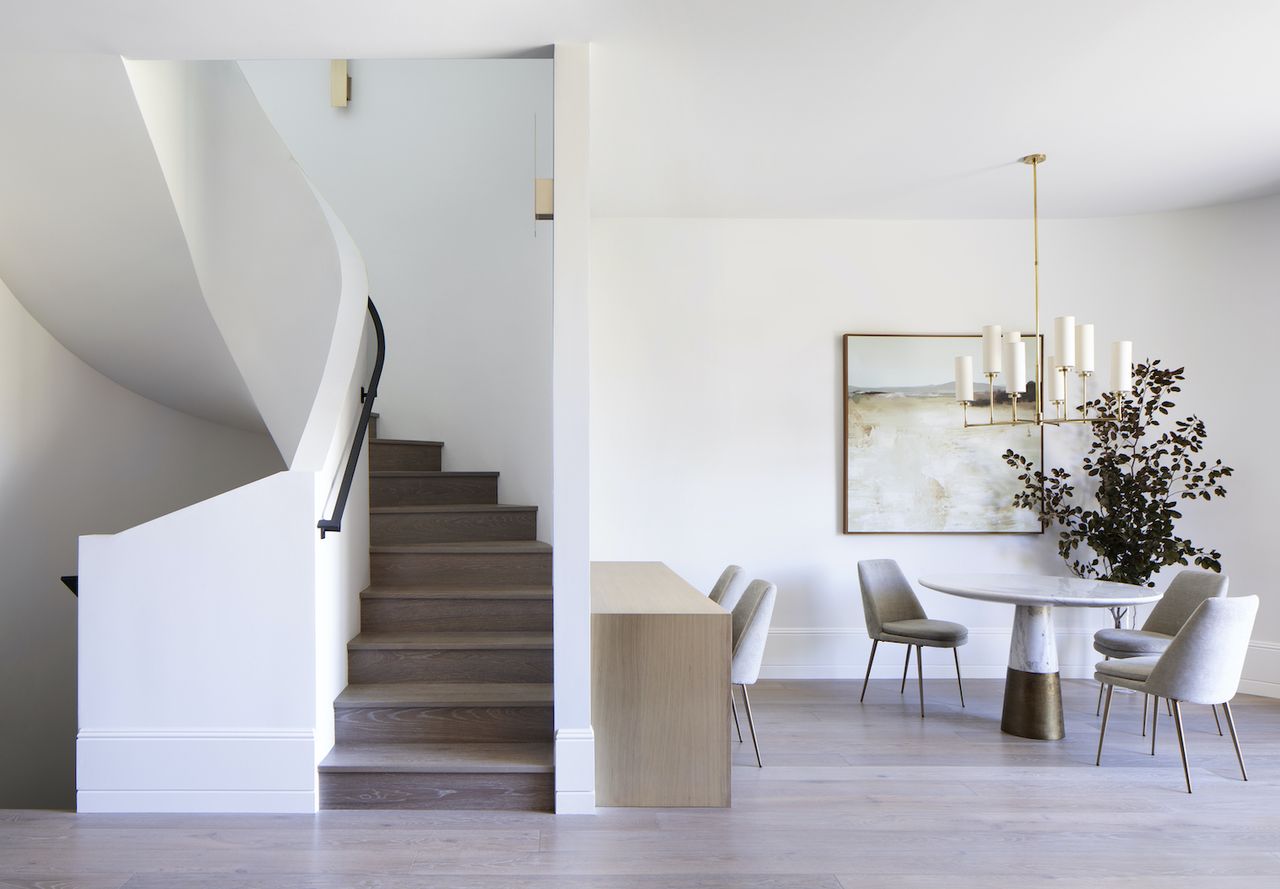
1003;359;1232;602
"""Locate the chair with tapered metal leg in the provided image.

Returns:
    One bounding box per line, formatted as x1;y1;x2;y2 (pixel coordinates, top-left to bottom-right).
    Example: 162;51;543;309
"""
857;559;967;717
729;579;777;767
1096;595;1257;793
1093;569;1229;723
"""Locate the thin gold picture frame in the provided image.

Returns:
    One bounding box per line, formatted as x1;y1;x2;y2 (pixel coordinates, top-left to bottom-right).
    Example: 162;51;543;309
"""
841;332;1046;535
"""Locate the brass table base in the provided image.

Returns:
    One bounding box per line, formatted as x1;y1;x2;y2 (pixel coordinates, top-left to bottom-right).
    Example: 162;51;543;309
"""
1001;667;1065;740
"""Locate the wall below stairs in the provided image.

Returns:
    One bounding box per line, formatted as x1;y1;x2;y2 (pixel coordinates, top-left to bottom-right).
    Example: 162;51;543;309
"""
241;60;554;540
0;277;284;809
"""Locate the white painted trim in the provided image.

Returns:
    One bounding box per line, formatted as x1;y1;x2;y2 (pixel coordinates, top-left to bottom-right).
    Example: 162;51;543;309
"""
761;629;1280;697
76;730;316;812
555;790;597;814
77;790;315;814
554;726;596;815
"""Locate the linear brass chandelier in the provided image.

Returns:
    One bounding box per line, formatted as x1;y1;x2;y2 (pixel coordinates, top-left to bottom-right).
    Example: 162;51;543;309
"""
954;153;1133;429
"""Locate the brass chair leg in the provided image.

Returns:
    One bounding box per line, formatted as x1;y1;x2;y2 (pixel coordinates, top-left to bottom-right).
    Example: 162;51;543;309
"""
900;645;912;694
1142;693;1148;737
1222;701;1247;782
1151;695;1159;755
915;644;925;719
741;683;762;768
1211;704;1223;736
860;639;879;703
1096;684;1114;766
952;647;965;708
731;689;743;743
1172;700;1192;793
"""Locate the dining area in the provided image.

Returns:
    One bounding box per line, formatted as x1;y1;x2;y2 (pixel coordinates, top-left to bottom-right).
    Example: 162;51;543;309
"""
590;558;1259;805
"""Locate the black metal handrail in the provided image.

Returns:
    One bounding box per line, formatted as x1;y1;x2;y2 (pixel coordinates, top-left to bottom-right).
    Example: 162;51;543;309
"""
319;297;385;538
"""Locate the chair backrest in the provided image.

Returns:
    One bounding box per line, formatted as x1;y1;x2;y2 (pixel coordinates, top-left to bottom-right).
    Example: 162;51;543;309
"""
1142;569;1229;636
857;559;926;639
708;564;743;607
730;579;769;653
1146;595;1258;706
731;580;777;686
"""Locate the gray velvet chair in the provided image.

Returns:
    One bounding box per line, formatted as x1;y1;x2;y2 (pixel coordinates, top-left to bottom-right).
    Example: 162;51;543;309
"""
729;579;777;767
1093;569;1229;727
708;564;744;611
857;559;967;717
1095;595;1258;793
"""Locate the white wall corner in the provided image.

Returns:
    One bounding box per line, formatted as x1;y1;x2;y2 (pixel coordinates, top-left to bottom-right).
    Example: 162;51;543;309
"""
554;726;596;814
1240;640;1280;699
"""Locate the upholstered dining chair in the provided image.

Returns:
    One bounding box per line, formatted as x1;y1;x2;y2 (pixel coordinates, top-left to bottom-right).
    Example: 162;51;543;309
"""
857;559;968;717
1095;595;1258;793
1093;569;1229;729
729;579;777;768
708;564;744;611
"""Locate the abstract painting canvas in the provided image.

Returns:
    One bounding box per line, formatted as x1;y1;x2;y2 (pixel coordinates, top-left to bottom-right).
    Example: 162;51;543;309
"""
843;333;1043;534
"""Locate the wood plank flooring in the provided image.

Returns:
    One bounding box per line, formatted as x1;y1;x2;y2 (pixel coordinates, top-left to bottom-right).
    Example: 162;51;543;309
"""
4;678;1280;887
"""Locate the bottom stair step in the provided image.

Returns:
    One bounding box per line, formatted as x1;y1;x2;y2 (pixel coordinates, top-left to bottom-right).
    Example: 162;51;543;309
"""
319;742;553;810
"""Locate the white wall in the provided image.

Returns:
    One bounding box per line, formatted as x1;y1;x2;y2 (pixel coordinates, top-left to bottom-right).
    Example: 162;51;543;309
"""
590;194;1280;693
126;60;342;468
0;53;262;432
0;276;283;809
551;44;595;814
241;59;555;537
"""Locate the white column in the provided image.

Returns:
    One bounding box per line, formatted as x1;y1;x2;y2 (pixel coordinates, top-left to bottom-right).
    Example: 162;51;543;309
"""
552;43;596;815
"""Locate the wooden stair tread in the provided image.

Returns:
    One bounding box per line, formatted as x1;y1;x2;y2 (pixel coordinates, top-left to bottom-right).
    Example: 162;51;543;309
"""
370;541;551;554
371;438;445;446
361;585;553;600
370;504;536;514
320;742;553;774
370;470;498;478
335;682;553;708
349;631;552;650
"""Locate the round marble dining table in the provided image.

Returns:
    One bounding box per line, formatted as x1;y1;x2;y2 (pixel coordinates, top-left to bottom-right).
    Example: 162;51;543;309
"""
917;573;1162;740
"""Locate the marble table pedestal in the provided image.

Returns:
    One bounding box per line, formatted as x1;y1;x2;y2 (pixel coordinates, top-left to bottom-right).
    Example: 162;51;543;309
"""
918;574;1162;741
1003;604;1064;740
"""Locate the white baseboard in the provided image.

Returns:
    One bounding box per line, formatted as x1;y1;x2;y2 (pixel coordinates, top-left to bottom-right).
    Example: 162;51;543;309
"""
555;790;597;814
77;790;315;813
554;726;596;814
760;629;1280;696
77;730;316;813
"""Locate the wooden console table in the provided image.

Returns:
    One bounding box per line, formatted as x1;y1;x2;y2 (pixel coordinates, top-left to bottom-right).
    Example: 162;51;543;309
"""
591;561;731;807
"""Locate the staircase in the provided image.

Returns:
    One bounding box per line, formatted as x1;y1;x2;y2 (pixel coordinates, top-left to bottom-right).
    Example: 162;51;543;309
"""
319;415;554;810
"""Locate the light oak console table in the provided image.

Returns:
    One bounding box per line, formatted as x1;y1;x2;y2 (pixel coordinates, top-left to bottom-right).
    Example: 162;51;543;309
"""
591;561;731;807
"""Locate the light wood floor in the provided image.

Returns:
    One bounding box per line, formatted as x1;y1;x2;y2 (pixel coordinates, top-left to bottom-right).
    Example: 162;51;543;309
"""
4;678;1280;888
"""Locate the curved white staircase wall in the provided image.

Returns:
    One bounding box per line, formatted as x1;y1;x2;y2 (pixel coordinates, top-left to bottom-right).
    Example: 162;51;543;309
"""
76;61;372;813
0;53;263;432
125;60;341;468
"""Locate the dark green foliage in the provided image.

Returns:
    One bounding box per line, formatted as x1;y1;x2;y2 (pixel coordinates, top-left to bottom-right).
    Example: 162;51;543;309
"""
1003;359;1232;597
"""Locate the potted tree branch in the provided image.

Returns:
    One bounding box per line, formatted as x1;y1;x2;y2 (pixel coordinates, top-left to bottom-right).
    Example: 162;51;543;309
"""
1003;359;1233;627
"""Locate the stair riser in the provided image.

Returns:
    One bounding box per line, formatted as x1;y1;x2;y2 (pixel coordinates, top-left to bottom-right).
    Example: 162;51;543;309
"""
371;509;536;545
371;552;551;586
335;706;553;743
321;772;553;811
371;476;498;507
349;649;552;684
362;598;552;633
371;443;443;472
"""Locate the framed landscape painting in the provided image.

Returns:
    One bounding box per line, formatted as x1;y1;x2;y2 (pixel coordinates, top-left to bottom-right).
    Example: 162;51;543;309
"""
842;333;1043;534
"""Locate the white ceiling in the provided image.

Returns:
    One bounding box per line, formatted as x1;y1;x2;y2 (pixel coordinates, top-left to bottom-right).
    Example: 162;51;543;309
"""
3;0;1280;217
